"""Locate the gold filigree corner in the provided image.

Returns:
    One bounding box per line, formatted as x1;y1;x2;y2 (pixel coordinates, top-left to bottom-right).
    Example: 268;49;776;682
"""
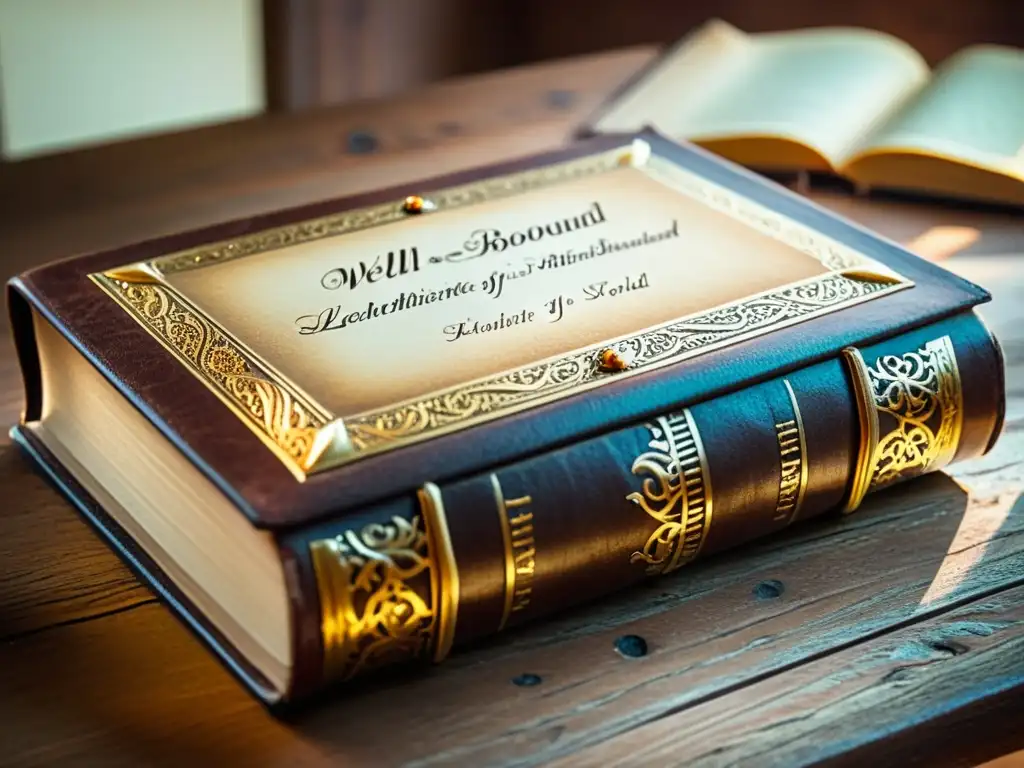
310;514;435;683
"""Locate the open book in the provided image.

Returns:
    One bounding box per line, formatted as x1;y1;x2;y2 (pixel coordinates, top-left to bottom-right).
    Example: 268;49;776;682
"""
588;20;1024;206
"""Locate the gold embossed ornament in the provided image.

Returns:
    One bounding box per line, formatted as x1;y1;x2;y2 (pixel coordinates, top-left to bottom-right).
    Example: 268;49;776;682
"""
597;346;635;372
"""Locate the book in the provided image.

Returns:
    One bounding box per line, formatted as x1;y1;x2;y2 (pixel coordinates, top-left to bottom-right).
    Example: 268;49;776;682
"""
7;131;1005;706
584;20;1024;207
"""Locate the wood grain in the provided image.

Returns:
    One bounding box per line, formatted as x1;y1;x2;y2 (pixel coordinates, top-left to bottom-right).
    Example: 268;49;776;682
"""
555;583;1024;768
0;47;1023;767
0;443;154;641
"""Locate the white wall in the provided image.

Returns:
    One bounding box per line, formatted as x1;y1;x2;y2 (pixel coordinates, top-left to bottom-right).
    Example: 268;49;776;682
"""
0;0;265;159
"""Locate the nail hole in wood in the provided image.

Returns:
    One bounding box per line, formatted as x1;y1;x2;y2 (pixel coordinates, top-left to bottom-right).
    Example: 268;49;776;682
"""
347;130;378;154
925;638;969;656
753;579;785;600
615;634;648;658
546;90;575;110
512;673;542;687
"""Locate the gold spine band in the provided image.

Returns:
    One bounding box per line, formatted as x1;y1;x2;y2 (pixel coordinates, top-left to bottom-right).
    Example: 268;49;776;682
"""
842;335;963;514
775;380;809;525
628;409;713;575
418;482;460;662
309;483;460;683
842;347;880;514
491;474;536;632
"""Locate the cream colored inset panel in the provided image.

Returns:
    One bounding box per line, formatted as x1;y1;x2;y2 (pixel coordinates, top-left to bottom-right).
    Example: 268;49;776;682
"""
167;165;828;415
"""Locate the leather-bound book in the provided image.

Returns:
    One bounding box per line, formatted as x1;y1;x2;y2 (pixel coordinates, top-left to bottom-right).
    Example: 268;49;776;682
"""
8;131;1004;707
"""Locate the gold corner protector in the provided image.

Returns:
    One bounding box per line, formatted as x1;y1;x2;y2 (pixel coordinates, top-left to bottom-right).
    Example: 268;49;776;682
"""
417;482;460;663
302;420;354;474
310;512;436;684
619;138;652;167
839;266;907;285
99;262;164;284
90;274;334;483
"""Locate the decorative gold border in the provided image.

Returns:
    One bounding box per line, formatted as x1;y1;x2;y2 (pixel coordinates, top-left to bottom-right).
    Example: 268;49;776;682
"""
90;139;913;479
842;335;964;513
309;481;459;684
628;409;713;575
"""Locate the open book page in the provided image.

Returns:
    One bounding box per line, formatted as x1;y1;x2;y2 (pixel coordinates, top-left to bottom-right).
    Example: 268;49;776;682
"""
591;20;752;136
679;27;929;169
844;45;1024;181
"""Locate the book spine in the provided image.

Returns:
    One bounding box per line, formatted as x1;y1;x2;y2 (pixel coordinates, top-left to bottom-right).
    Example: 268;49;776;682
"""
283;309;1004;698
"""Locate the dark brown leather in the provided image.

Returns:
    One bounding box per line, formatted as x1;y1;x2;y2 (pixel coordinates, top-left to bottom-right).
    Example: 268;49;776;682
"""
7;131;992;531
411;310;1005;654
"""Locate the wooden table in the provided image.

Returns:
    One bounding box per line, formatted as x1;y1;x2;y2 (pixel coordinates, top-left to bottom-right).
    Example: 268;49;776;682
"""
2;47;1023;768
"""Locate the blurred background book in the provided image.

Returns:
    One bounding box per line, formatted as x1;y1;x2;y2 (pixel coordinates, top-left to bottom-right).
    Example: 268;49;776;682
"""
584;20;1024;206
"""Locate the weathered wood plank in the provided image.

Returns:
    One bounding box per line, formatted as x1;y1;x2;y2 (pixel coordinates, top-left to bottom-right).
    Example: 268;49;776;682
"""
0;441;155;641
554;585;1024;768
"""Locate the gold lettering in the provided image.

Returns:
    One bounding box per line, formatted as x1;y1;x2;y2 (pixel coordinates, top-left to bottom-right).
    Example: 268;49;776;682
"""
514;546;536;575
511;587;532;612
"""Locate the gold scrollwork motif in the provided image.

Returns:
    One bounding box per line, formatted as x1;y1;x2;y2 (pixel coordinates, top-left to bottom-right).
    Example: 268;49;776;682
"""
310;483;459;683
93;276;332;475
628;410;713;575
843;336;963;512
345;273;894;453
310;515;434;682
